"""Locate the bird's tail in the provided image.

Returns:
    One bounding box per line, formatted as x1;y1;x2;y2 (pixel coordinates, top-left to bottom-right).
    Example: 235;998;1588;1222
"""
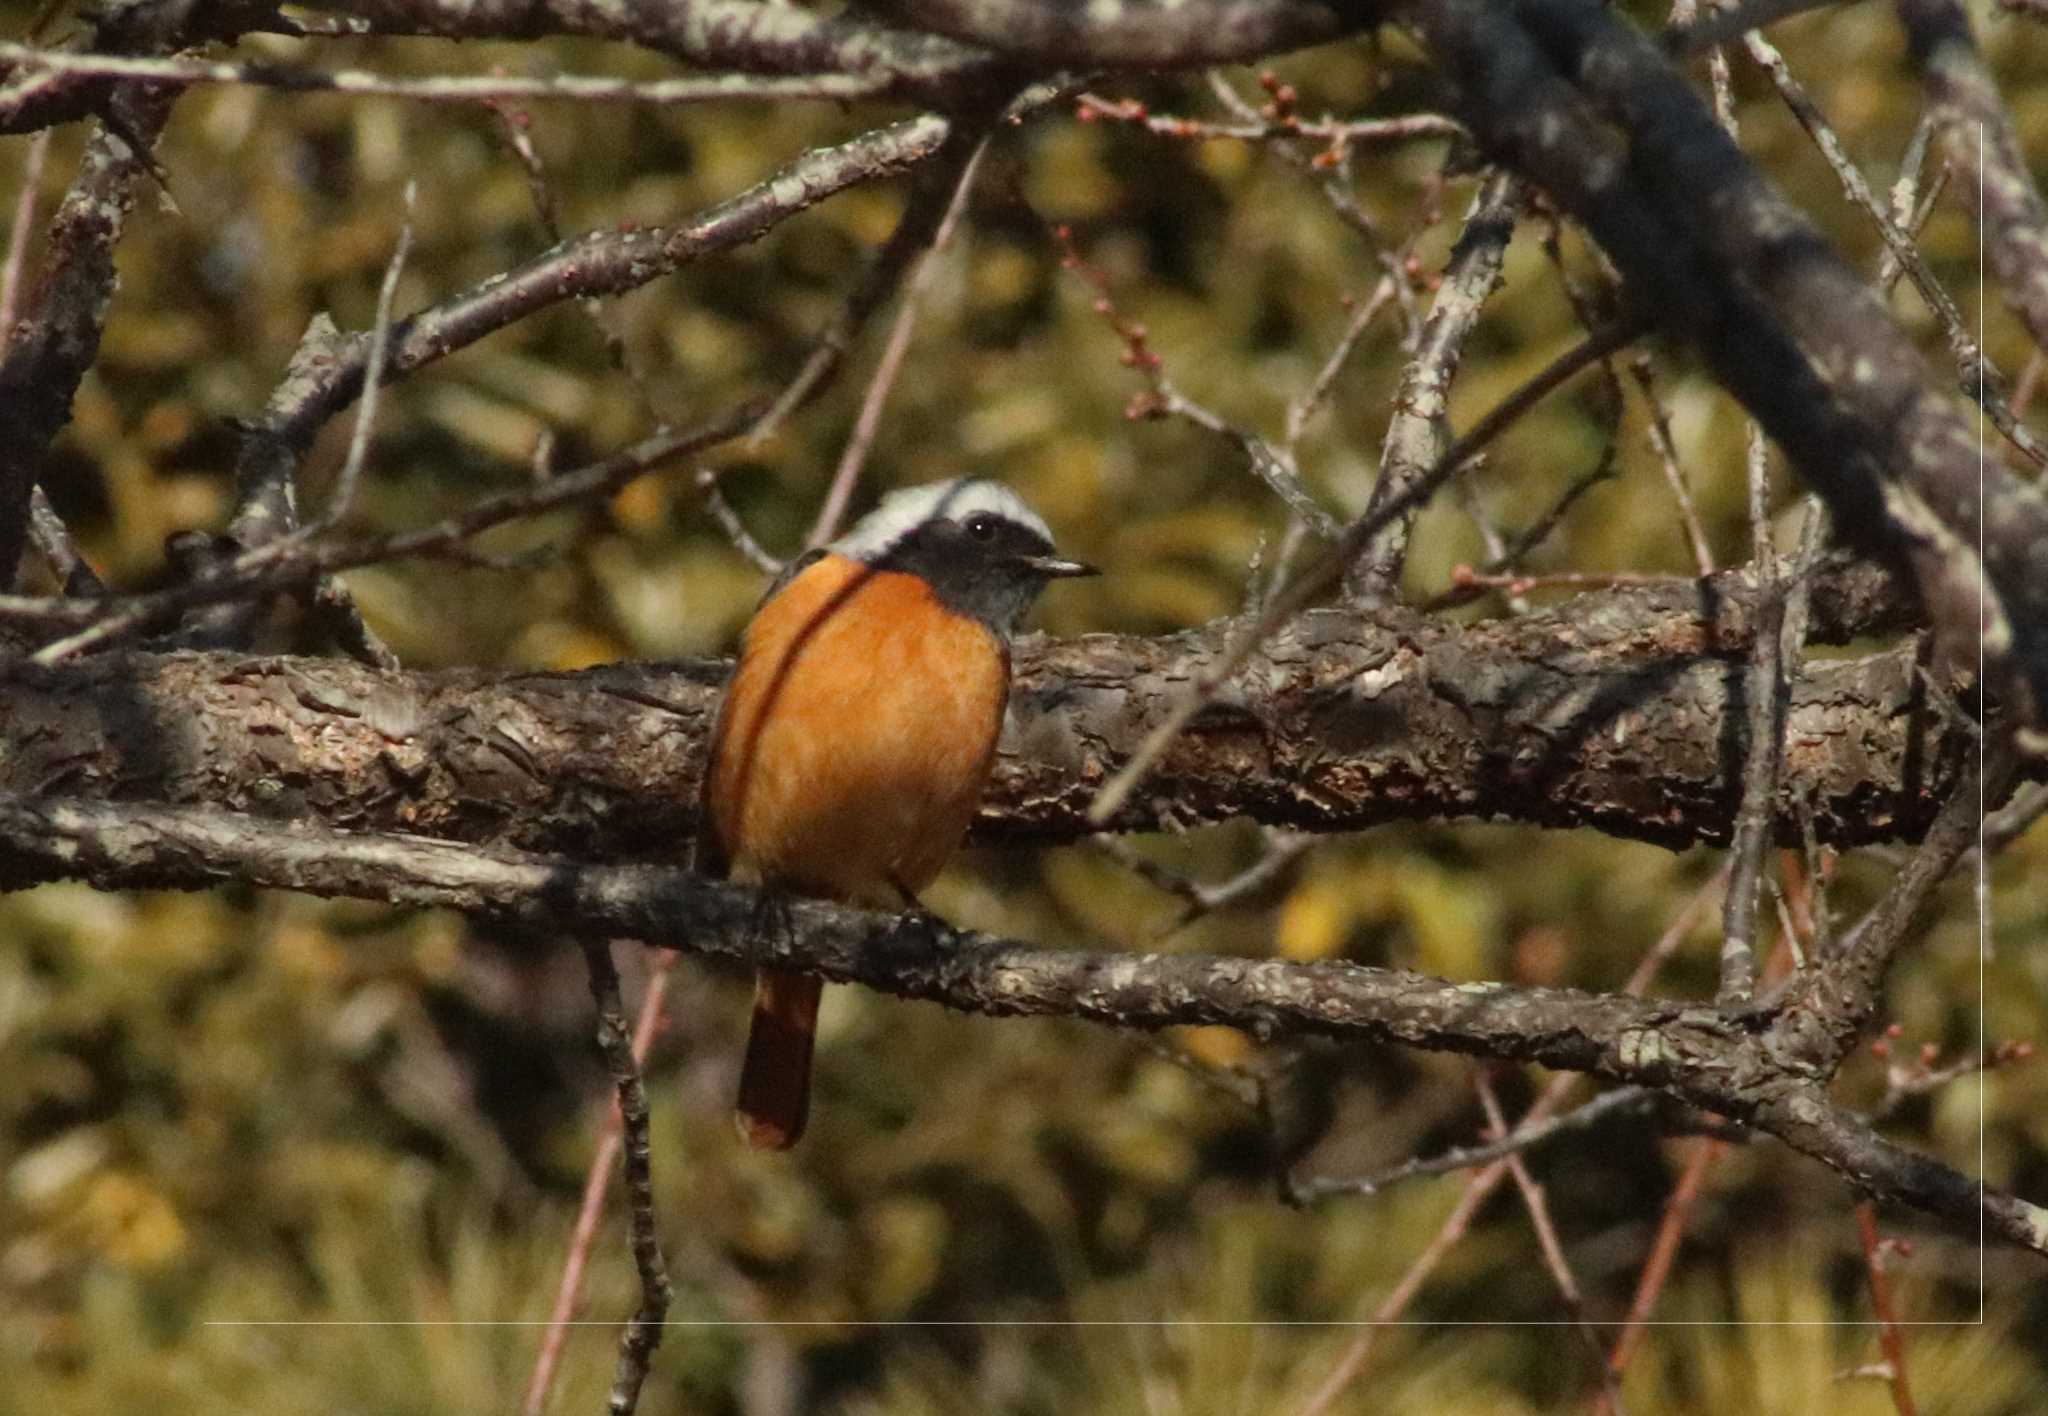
735;968;822;1150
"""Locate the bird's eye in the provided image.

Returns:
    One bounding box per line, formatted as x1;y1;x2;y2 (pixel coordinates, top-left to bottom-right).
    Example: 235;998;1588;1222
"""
964;513;998;541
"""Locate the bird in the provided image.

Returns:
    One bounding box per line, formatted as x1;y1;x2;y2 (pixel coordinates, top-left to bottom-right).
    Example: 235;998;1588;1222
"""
698;478;1096;1150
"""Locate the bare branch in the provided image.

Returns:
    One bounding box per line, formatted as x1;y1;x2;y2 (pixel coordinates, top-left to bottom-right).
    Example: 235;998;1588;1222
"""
315;182;417;534
1087;311;1647;824
524;951;674;1416
1772;750;2008;1070
324;0;1010;110
24;406;764;663
1741;27;2043;467
1349;172;1523;601
0;86;173;590
1076;93;1462;148
807;140;988;546
696;469;785;575
0;551;1962;855
5;795;2031;1255
1406;0;2048;749
1720;452;1801;1004
1896;0;2048;358
577;940;672;1416
0;128;50;336
0;42;901;110
749;115;995;444
1292;1084;1656;1200
1598;1139;1725;1404
870;0;1354;66
26;486;100;597
1855;1202;1921;1416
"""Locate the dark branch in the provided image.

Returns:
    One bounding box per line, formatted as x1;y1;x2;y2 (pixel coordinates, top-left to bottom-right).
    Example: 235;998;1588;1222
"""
0;793;2036;1257
1404;0;2048;741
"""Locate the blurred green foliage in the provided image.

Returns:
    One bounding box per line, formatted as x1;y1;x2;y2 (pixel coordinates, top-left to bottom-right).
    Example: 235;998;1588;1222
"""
2;4;2045;1412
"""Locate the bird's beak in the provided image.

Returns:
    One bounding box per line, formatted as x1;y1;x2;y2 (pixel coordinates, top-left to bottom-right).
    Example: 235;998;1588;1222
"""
1016;554;1099;579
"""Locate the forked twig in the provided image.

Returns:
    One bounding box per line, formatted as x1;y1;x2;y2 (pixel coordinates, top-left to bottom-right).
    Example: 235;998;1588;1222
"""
1087;311;1649;825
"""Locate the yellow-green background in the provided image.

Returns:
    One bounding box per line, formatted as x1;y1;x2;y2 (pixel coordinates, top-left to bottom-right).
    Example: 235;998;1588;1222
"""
2;4;2045;1412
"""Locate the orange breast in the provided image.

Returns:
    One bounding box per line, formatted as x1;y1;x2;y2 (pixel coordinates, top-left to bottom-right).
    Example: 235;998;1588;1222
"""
703;554;1009;909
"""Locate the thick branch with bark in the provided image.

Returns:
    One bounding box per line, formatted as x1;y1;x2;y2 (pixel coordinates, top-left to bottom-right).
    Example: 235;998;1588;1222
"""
0;559;1986;862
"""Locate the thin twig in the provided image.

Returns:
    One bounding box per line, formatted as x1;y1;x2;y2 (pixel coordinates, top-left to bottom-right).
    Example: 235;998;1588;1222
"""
1855;1202;1920;1416
1087;312;1649;826
807;140;986;547
0;127;51;337
1628;356;1718;575
1206;70;1423;333
1097;828;1313;942
24;405;765;663
1055;224;1340;539
1719;427;1781;1003
0;42;897;108
1596;1139;1725;1409
1295;1147;1509;1416
27;485;100;595
1296;865;1725;1416
1075;93;1463;148
525;949;676;1416
696;468;784;574
1897;0;2048;359
1741;27;2044;467
1877;113;1936;292
312;181;416;533
749;116;995;447
1292;1084;1656;1201
1285;275;1399;449
1349;171;1524;600
1479;1072;1625;1414
485;98;659;427
1666;0;1877;52
577;940;673;1416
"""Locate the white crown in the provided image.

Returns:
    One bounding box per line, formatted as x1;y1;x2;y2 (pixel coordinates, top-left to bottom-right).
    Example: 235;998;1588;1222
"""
829;478;1052;561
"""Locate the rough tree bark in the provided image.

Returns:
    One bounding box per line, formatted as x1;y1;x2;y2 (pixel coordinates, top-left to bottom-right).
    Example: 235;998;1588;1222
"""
0;555;1989;863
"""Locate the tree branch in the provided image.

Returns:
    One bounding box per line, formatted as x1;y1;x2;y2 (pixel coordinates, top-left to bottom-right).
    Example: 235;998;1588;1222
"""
1404;0;2048;742
0;561;1990;861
